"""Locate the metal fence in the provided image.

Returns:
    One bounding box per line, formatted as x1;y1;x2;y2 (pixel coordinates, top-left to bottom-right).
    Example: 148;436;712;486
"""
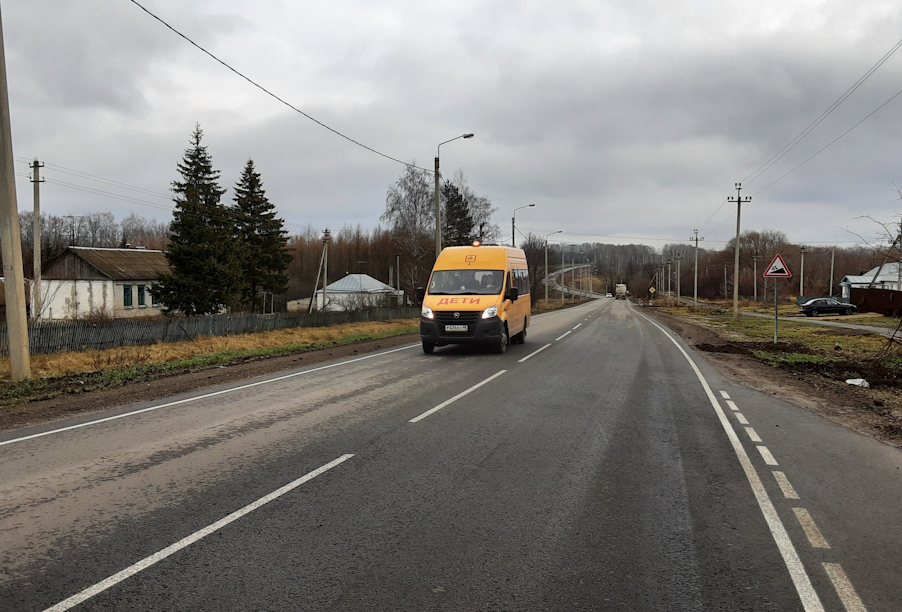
0;307;419;356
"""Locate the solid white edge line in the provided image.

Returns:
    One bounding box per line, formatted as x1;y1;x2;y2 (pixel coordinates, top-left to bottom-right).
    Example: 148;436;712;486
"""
773;471;800;499
555;331;571;341
2;344;418;448
757;445;779;466
573;323;582;329
42;454;355;612
627;303;825;612
793;508;830;549
823;563;868;612
519;344;552;363
409;370;506;423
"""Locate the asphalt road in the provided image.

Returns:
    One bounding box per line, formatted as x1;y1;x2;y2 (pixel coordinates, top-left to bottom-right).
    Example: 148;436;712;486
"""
1;299;900;611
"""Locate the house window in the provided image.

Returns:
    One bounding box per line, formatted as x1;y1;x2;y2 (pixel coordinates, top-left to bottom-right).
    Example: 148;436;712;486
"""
137;285;146;307
123;285;133;308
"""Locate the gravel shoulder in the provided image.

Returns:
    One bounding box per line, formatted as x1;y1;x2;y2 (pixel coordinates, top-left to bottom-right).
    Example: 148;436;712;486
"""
0;332;419;434
644;308;902;448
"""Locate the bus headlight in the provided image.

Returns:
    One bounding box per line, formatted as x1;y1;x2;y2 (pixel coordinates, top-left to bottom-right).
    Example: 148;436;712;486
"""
482;305;498;319
422;305;434;319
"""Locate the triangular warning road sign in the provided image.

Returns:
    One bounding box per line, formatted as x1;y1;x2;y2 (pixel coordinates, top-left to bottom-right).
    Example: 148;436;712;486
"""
763;254;792;277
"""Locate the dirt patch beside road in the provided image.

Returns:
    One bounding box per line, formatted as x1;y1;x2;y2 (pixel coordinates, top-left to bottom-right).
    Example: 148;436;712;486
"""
644;308;902;447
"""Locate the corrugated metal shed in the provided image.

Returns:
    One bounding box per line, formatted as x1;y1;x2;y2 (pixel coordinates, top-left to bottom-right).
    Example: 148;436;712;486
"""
43;247;170;281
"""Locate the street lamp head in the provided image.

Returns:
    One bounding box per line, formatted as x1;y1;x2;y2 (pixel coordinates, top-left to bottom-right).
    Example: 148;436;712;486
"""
528;203;536;207
463;133;474;139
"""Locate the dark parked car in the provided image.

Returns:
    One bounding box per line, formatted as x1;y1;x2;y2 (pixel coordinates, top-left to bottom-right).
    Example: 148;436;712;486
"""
799;298;857;317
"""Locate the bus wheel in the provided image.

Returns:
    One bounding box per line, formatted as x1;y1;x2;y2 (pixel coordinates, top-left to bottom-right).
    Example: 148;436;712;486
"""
493;327;509;354
422;342;435;354
512;327;526;344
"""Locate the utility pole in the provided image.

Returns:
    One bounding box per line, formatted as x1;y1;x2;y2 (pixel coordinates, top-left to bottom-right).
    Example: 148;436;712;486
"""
799;245;807;298
666;259;672;301
728;182;751;319
829;249;835;297
690;229;704;306
0;8;31;380
31;159;43;320
675;253;682;301
753;255;759;302
723;262;730;300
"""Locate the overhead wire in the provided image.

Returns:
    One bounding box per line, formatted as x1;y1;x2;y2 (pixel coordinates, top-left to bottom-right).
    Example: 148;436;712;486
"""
128;0;431;173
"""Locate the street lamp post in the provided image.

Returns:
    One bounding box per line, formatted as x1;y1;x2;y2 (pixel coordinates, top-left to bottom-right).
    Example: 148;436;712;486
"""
512;204;536;247
544;230;563;304
435;133;474;259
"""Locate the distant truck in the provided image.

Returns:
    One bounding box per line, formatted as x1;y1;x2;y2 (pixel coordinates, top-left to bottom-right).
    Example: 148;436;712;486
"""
615;284;628;300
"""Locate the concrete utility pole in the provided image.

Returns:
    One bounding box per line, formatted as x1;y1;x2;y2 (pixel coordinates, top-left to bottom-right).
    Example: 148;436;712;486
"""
728;183;751;319
31;159;43;320
666;259;672;300
753;255;759;302
675;254;682;300
799;245;807;298
690;229;704;306
0;7;31;380
829;249;835;297
322;228;331;310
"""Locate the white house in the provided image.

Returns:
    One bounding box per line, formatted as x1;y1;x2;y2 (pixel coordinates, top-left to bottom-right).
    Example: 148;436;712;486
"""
314;274;403;312
36;246;170;320
838;262;901;299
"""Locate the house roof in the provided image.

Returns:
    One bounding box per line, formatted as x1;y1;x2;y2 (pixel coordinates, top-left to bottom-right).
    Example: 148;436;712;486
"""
840;263;901;286
66;247;169;281
317;274;399;294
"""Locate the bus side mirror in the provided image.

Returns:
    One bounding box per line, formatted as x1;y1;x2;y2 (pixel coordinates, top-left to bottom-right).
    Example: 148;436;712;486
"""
416;287;426;303
506;287;519;302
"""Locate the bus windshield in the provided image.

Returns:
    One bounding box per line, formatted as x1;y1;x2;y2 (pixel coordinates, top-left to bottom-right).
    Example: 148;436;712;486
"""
428;269;504;295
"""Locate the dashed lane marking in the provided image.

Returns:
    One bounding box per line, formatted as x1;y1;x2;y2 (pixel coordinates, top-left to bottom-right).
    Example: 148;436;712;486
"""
773;472;800;499
757;445;779;466
794;508;830;549
555;331;572;341
409;371;507;423
43;454;355;612
823;563;868;612
745;427;762;442
518;344;552;363
735;412;750;425
726;400;740;411
573;323;582;330
720;391;731;399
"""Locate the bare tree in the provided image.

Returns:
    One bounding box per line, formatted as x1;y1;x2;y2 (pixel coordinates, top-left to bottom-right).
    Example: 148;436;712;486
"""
381;164;435;291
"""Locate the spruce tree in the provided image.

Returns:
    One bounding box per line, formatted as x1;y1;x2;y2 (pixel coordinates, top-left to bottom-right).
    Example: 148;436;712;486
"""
155;125;242;315
233;159;292;312
442;182;475;246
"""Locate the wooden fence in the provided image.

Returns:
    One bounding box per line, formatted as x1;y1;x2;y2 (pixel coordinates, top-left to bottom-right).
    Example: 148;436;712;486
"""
0;307;419;356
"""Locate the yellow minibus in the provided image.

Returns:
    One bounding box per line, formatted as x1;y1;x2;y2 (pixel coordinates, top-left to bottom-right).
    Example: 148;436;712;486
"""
418;244;530;354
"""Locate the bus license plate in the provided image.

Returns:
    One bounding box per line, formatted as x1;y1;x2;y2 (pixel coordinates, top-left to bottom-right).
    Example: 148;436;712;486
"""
445;324;468;332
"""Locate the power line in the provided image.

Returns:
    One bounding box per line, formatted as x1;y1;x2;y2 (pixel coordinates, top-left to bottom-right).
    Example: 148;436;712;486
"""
128;0;431;173
743;36;902;187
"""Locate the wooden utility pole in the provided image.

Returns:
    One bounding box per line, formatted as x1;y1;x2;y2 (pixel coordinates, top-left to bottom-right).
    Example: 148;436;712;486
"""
0;6;31;380
728;183;751;319
31;159;43;320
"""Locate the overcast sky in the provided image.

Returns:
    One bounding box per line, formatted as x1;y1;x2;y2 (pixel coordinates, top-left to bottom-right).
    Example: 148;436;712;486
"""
6;0;902;251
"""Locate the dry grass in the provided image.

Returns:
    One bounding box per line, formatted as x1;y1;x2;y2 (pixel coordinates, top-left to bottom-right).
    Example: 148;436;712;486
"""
0;319;418;380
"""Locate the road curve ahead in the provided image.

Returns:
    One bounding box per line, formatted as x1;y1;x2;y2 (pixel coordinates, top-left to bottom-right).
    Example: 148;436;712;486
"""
1;299;899;611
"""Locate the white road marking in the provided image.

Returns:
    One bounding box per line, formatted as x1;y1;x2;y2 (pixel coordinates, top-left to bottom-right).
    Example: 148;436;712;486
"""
757;445;779;466
793;508;830;549
573;323;582;329
823;563;868;612
409;371;507;423
726;400;740;411
720;391;731;399
773;472;800;499
735;412;750;425
42;454;355;612
1;344;418;448
745;427;762;442
519;343;552;363
555;331;572;341
629;304;825;612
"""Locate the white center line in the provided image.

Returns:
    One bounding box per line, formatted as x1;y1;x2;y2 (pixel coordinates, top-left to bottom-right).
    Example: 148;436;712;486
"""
757;445;779;466
720;390;731;399
823;563;868;612
573;323;582;330
519;343;552;363
726;400;740;411
773;472;800;499
555;331;571;341
793;508;830;548
42;454;355;612
409;371;507;423
630;304;824;611
735;412;750;425
2;344;418;448
745;427;762;442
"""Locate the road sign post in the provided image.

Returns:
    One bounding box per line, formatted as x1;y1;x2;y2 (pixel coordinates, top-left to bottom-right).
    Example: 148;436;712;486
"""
763;254;792;343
